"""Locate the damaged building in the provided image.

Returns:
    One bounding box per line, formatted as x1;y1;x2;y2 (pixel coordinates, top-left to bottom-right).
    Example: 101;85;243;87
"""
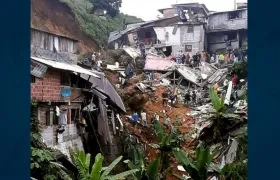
109;3;210;56
108;2;247;56
31;28;126;161
207;8;247;52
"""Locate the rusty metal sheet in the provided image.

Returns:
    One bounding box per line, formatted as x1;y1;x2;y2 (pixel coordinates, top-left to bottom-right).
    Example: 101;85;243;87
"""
87;73;126;112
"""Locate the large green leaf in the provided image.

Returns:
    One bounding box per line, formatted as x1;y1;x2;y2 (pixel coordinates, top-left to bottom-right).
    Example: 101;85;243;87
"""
209;87;222;112
90;153;104;180
146;157;161;180
195;146;211;178
154;120;164;143
101;155;123;179
172;148;191;167
106;169;139;180
72;151;90;179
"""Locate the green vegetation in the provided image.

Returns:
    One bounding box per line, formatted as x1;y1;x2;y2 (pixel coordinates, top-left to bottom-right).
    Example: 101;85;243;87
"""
30;102;73;180
58;0;143;45
89;0;122;18
71;151;138;180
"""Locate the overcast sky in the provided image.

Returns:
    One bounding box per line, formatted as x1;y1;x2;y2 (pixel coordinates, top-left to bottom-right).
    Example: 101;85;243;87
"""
120;0;247;21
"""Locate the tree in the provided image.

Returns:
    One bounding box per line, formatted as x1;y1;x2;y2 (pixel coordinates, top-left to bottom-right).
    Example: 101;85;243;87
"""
71;151;138;180
90;0;122;17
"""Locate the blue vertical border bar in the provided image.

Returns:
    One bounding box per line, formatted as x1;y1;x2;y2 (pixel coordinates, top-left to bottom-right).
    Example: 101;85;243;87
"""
0;0;30;179
249;0;280;179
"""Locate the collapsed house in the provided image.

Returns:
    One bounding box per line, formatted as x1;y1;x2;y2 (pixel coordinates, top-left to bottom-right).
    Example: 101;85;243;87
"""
31;28;126;161
207;8;247;53
108;3;210;56
108;2;247;56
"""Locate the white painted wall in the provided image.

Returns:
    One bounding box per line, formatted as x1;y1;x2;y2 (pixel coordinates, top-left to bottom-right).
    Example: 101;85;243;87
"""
153;26;181;45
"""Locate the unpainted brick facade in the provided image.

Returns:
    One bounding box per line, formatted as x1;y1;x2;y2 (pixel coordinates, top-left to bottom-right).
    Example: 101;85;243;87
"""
31;67;84;102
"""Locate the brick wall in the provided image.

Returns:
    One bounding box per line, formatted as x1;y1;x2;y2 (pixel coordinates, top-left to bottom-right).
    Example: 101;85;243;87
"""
31;68;61;101
31;68;84;102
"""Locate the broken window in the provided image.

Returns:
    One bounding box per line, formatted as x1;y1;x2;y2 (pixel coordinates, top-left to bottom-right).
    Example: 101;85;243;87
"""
228;11;241;19
31;75;36;83
187;26;194;33
185;45;192;52
225;31;237;41
46;108;58;126
71;108;80;124
60;71;71;86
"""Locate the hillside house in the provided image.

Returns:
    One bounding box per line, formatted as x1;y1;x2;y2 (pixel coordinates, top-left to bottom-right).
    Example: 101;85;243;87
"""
31;27;79;64
152;3;209;56
207;8;247;52
31;29;125;160
108;3;209;56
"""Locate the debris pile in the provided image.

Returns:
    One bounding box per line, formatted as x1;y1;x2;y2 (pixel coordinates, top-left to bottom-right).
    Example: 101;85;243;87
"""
102;46;247;179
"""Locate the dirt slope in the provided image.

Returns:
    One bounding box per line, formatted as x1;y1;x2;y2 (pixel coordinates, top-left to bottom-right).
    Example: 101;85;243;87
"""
31;0;99;53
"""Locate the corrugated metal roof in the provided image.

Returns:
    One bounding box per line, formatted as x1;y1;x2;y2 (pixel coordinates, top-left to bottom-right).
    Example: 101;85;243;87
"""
31;56;100;78
87;74;126;112
31;60;48;78
208;8;247;16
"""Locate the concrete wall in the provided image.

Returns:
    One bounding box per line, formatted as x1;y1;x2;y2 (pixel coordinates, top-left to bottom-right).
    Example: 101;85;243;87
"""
208;9;247;32
31;68;84;102
208;40;239;52
179;24;205;55
162;8;175;18
154;24;205;56
153;26;181;45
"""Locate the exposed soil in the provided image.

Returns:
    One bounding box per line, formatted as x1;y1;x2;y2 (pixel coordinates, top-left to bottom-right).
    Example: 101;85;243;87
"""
107;72;195;179
31;0;99;53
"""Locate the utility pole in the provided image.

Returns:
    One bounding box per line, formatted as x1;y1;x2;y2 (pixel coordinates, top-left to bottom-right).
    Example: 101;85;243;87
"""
234;0;237;9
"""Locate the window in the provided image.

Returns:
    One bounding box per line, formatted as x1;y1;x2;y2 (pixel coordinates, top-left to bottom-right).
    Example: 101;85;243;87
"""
185;45;192;52
60;71;70;86
228;11;241;20
71;109;80;124
46;108;58;126
145;31;152;38
31;75;36;83
225;31;237;41
187;26;194;33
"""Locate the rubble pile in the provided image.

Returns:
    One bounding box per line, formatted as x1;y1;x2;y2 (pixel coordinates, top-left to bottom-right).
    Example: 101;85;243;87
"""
101;45;247;179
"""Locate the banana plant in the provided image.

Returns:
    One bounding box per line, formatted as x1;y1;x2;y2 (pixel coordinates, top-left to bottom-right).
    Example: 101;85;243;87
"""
71;151;138;180
199;88;244;144
149;119;182;173
124;144;171;180
150;118;182;151
209;87;226;114
172;146;219;180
